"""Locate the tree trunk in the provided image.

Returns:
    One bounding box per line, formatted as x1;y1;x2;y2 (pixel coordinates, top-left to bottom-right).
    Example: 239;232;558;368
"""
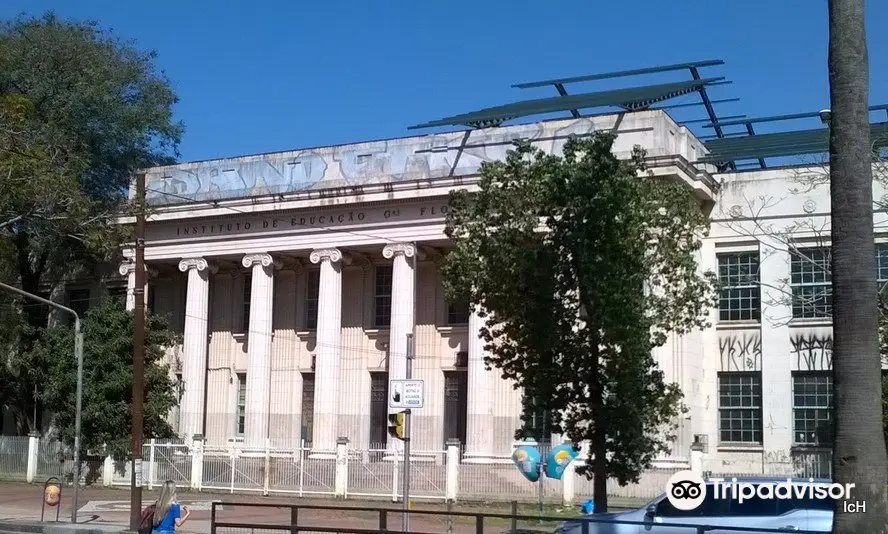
828;0;888;531
589;339;609;513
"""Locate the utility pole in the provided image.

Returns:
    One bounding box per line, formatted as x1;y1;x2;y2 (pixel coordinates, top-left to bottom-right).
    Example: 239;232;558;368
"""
129;172;147;531
402;332;415;534
0;282;83;523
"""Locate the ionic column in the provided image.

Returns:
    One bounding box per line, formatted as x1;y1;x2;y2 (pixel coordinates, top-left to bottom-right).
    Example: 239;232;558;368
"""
309;248;350;457
119;261;157;312
463;308;495;462
178;257;217;441
242;253;281;448
382;243;419;387
119;261;137;311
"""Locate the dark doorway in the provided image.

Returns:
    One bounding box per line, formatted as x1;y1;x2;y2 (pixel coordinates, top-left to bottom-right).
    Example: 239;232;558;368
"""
443;370;468;448
301;373;315;447
369;371;389;460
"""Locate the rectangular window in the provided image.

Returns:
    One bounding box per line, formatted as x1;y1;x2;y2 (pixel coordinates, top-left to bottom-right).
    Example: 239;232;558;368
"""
67;289;91;319
107;286;126;305
718;372;763;444
147;285;156;314
374;265;393;328
443;370;468;446
301;373;315;445
304;270;320;329
877;244;888;282
717;252;760;322
876;243;888;299
792;372;833;446
447;301;470;326
790;247;832;319
369;372;389;451
235;373;246;436
242;273;252;332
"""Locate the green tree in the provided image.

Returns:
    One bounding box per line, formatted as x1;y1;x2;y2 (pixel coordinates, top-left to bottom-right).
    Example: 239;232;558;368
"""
32;299;179;459
442;134;717;512
0;12;182;433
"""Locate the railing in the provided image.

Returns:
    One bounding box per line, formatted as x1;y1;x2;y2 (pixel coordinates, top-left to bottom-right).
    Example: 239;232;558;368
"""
0;436;29;481
209;502;828;534
0;435;836;507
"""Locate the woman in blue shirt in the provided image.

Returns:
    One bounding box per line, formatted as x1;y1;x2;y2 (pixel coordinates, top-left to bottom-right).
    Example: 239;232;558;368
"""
152;481;191;534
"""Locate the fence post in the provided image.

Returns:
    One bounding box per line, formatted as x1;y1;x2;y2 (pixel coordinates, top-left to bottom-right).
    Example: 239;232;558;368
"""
690;439;704;476
102;443;114;487
334;437;348;498
190;435;204;491
445;439;460;502
562;453;576;507
391;451;399;503
26;432;40;483
561;439;577;507
263;438;270;496
148;439;157;490
298;439;305;498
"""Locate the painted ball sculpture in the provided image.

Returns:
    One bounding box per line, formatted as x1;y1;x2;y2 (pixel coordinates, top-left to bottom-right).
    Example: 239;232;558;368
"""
44;485;60;506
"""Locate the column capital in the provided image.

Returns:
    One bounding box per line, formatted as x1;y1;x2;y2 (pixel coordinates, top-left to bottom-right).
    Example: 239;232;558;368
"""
119;261;159;278
383;243;426;260
310;248;352;265
118;261;136;276
178;257;218;274
241;253;283;270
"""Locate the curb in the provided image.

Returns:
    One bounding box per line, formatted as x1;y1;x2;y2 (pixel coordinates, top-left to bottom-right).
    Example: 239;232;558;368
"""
0;521;126;534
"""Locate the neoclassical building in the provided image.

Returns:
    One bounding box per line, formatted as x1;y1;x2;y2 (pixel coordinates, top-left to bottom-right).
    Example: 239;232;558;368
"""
9;81;887;474
112;110;716;462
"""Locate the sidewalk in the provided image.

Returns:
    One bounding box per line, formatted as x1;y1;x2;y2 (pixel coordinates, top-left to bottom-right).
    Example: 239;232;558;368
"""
0;482;593;534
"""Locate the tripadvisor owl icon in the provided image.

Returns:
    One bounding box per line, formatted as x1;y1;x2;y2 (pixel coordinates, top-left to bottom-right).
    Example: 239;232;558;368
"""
666;470;707;511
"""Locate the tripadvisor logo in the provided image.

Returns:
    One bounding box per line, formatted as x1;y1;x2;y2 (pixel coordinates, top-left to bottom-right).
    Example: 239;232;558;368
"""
665;470;855;511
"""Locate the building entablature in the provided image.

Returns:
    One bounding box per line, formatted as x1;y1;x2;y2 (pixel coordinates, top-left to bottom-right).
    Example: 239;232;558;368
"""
128;110;718;225
711;162;888;225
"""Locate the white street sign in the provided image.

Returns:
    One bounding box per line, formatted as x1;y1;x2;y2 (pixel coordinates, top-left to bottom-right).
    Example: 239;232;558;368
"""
389;379;424;409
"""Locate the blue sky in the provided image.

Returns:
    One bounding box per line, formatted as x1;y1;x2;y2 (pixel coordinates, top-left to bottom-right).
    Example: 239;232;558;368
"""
2;0;887;162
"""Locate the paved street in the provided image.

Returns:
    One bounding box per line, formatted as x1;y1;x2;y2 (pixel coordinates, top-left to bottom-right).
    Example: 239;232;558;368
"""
0;482;570;534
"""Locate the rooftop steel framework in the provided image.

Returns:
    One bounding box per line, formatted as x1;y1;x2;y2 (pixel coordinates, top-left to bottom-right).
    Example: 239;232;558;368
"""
698;105;888;170
408;59;734;133
408;60;888;172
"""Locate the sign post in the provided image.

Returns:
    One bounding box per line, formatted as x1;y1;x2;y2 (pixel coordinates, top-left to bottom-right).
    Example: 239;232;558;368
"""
389;334;424;533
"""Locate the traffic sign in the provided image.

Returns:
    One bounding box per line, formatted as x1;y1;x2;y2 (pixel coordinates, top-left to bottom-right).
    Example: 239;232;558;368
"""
389;379;424;409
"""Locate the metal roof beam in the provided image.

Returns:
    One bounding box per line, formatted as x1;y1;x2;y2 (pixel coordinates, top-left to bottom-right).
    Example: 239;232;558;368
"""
705;104;888;128
554;83;581;118
681;115;746;125
652;97;740;111
701;123;888;163
512;60;724;89
408;77;724;130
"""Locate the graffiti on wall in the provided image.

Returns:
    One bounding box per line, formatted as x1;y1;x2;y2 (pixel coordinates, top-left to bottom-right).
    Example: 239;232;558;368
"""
719;331;762;371
790;331;832;371
144;119;601;206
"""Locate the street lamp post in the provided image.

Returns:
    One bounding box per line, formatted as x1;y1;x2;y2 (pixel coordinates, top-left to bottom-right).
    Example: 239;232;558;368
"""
0;281;84;524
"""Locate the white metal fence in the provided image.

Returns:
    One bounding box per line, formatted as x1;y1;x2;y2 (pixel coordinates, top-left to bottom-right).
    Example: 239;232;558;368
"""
0;436;28;481
0;435;834;504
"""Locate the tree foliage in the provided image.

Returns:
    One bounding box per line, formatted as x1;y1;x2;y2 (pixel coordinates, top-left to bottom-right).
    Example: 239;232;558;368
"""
442;133;717;512
32;299;179;459
0;12;182;433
